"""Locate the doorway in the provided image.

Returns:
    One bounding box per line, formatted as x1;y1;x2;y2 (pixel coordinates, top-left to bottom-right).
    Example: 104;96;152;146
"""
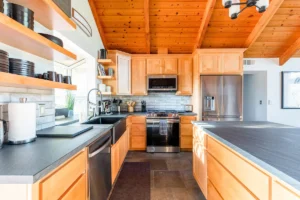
243;72;267;121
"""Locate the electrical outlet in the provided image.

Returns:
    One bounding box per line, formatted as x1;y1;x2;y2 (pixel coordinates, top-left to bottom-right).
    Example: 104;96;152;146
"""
38;104;45;117
260;100;262;105
268;100;272;105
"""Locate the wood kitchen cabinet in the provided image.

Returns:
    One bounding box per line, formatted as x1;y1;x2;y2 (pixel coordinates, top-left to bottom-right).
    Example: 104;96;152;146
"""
131;58;147;95
117;54;131;95
197;49;245;75
146;58;163;74
177;57;193;95
130;116;146;150
180;116;196;150
111;129;129;184
193;126;207;198
147;58;177;75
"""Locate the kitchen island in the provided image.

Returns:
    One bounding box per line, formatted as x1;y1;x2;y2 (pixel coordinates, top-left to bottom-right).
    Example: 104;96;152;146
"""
193;121;300;200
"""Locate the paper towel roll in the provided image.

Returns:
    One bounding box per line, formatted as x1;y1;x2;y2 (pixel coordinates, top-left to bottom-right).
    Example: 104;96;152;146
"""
8;103;36;142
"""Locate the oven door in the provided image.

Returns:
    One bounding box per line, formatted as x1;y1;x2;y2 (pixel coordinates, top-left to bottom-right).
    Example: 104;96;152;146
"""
146;118;180;152
147;75;177;91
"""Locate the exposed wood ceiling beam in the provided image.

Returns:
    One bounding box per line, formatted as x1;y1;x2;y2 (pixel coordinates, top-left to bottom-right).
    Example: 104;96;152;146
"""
242;0;284;48
279;38;300;66
193;0;216;51
144;0;150;54
89;0;107;49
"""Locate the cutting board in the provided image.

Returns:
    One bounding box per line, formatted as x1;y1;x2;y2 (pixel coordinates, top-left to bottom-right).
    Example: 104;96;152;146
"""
37;126;93;138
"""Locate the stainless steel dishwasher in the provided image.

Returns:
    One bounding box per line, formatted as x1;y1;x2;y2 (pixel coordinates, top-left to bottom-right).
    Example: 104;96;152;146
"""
88;130;112;200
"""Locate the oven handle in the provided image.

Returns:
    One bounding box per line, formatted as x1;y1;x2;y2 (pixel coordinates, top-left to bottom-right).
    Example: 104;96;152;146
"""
146;119;180;124
88;138;111;158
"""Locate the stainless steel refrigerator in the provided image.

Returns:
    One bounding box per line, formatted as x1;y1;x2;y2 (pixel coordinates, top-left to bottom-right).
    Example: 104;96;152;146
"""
201;75;242;121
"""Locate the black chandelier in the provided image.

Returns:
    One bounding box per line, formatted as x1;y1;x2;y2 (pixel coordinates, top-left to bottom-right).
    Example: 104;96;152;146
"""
223;0;269;19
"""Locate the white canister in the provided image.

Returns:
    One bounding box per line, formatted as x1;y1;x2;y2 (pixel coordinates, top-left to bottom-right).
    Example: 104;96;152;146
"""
8;103;36;144
99;84;106;92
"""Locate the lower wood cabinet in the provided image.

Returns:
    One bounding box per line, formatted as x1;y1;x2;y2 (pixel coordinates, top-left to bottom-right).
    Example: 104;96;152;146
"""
272;181;300;200
180;116;196;150
130;116;146;150
60;174;87;200
111;129;129;184
207;179;222;200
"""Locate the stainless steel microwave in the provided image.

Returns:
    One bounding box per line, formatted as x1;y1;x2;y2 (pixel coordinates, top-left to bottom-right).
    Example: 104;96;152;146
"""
147;75;177;91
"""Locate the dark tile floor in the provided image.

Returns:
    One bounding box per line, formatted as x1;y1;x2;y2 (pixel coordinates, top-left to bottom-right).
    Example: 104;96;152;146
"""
124;151;206;200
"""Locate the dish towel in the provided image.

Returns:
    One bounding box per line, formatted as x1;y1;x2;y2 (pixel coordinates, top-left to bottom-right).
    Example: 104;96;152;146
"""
159;120;168;136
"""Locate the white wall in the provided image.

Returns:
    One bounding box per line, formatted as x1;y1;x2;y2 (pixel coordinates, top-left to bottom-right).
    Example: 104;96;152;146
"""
243;72;267;121
244;58;300;127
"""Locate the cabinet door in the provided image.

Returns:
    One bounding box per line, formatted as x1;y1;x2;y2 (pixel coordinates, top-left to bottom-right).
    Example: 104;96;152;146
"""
132;58;147;95
177;57;193;95
61;174;87;200
199;54;221;74
222;53;243;74
147;58;163;74
207;179;222;200
164;58;178;74
111;143;120;184
117;55;131;95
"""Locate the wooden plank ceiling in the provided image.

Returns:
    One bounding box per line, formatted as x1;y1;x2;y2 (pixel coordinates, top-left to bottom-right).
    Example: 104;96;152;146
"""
90;0;300;62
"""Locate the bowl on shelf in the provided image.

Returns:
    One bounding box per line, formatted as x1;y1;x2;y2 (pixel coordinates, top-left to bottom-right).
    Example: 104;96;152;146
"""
0;0;4;13
39;33;63;47
4;3;34;30
9;58;35;77
0;49;9;73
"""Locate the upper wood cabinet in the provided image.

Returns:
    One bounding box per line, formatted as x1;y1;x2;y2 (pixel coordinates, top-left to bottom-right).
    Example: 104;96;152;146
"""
177;57;193;95
223;53;243;74
117;54;131;95
199;54;221;74
147;58;177;75
147;58;164;74
164;58;178;74
132;58;147;96
197;49;245;75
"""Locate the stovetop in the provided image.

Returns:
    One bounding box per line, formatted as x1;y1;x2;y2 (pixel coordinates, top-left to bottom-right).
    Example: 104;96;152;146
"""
146;110;179;119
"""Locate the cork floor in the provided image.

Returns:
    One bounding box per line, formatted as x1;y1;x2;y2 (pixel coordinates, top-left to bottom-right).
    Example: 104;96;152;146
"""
124;151;206;200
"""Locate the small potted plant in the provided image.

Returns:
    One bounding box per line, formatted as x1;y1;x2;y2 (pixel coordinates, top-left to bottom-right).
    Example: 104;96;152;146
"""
66;91;75;117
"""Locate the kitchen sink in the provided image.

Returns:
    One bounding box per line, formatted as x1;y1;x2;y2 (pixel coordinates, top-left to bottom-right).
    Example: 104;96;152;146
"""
82;117;126;144
83;117;124;125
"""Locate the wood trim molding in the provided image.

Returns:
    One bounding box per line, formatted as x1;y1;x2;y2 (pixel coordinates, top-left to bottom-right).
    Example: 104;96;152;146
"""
279;38;300;66
89;0;107;49
242;0;284;48
193;0;216;51
144;0;150;54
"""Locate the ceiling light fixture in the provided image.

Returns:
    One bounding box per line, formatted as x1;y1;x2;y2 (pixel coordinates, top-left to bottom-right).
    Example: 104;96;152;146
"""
222;0;269;19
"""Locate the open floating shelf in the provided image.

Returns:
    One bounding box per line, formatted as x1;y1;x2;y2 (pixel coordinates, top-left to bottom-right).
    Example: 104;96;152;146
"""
0;72;77;90
97;76;114;80
7;0;76;30
98;59;113;65
0;13;77;61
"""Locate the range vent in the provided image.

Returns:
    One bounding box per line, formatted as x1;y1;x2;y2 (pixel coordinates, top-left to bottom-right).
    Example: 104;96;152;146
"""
243;59;256;65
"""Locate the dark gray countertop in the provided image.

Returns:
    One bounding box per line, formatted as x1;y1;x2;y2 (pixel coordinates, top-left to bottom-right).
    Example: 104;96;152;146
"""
0;124;112;184
95;111;197;118
193;121;300;191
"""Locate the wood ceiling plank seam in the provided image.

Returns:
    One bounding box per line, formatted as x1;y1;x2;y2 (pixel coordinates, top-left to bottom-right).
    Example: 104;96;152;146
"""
279;37;300;66
242;0;285;48
194;0;217;50
144;0;150;54
89;0;108;49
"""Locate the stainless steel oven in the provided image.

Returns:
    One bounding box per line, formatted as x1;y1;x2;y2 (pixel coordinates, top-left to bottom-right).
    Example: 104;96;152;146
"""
147;75;177;91
146;117;180;153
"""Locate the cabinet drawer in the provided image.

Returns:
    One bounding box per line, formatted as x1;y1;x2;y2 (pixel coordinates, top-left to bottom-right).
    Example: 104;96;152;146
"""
180;116;196;124
180;124;193;136
131;124;146;136
131;136;146;149
61;174;87;200
207;136;269;200
131;116;146;124
207;154;256;200
272;181;300;200
181;136;192;149
41;150;87;200
207;179;222;200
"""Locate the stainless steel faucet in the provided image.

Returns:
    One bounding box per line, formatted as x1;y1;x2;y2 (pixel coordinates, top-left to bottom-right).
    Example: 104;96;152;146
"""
87;88;103;120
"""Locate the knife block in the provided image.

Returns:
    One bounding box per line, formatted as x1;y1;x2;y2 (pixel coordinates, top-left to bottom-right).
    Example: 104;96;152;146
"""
128;106;134;113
